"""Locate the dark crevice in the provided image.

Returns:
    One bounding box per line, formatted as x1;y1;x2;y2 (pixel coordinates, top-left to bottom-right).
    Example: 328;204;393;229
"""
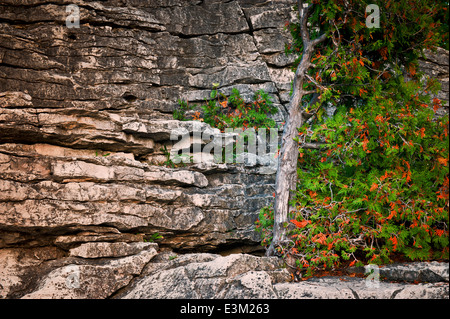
0;18;57;26
168;28;252;39
82;19;165;33
348;287;360;299
390;288;405;299
265;60;295;69
241;6;255;34
122;93;138;103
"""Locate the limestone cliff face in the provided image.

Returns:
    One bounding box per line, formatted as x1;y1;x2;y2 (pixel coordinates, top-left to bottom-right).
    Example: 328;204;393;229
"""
0;1;295;251
0;0;295;298
0;0;448;299
0;0;295;115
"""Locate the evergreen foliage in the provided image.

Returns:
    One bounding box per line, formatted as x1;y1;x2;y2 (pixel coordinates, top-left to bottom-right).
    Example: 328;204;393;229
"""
257;0;449;276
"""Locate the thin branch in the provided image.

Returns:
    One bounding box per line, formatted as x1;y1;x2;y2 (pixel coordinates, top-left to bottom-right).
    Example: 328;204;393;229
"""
304;73;326;91
301;90;316;95
298;1;315;46
319;82;371;87
329;182;334;202
300;142;325;150
331;20;341;49
310;33;328;47
297;0;304;13
303;3;314;21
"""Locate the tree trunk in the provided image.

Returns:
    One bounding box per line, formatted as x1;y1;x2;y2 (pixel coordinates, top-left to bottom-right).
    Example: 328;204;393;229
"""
266;49;311;256
266;1;327;256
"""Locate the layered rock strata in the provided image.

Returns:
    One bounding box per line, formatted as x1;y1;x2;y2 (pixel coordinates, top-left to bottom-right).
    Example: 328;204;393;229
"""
0;0;448;299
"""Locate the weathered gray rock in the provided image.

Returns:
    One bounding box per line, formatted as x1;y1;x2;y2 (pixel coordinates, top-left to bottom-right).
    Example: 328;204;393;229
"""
0;247;66;299
0;143;274;253
380;262;449;283
347;261;449;283
3;247;448;299
0;240;157;299
274;276;449;299
69;242;158;258
0;1;288;115
419;50;449;113
0;91;32;107
116;254;449;299
21;247;158;299
54;226;144;249
117;253;288;299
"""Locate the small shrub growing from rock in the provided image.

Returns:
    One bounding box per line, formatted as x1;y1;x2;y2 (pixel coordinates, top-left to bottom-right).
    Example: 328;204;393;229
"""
175;86;279;132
